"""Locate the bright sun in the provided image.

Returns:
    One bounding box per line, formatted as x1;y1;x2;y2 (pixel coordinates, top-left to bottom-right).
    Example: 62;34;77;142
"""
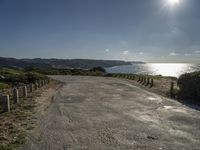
167;0;180;6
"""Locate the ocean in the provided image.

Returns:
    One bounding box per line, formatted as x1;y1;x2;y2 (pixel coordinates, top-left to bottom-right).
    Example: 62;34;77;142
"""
105;63;200;77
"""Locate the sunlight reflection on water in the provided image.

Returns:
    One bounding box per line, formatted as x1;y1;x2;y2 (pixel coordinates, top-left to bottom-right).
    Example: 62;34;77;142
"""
106;63;200;77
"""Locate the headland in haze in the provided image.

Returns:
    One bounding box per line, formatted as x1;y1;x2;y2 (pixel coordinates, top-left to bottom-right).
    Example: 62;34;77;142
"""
0;57;144;69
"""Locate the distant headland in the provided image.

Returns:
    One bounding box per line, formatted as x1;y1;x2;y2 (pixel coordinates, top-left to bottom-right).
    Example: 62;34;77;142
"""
0;57;145;69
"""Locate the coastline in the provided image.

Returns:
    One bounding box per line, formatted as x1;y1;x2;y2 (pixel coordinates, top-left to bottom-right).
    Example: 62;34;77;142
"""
106;63;200;78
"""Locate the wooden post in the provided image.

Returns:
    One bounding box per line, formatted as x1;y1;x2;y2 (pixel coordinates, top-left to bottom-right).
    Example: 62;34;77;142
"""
150;79;154;88
133;75;135;80
137;76;140;82
2;95;10;112
44;79;45;85
146;77;150;86
141;77;143;83
40;80;42;87
34;83;38;90
143;77;146;85
13;88;19;104
40;80;43;87
38;80;41;88
170;82;174;98
22;86;27;97
30;84;34;92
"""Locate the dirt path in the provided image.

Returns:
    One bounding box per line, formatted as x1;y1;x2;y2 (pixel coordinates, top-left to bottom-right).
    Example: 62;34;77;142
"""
20;76;200;150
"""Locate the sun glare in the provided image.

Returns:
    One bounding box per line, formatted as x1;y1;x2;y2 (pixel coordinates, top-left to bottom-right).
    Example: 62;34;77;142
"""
167;0;180;6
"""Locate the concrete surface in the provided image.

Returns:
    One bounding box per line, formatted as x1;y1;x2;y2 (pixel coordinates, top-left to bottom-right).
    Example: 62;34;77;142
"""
20;76;200;150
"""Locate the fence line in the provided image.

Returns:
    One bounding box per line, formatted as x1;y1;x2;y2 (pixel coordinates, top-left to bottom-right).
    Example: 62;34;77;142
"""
112;73;177;98
112;74;155;88
0;79;50;113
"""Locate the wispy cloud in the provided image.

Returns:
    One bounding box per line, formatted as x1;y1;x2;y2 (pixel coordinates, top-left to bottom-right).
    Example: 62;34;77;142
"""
194;50;200;54
120;41;128;46
105;49;110;52
137;52;144;55
169;52;178;56
121;50;129;55
184;53;192;56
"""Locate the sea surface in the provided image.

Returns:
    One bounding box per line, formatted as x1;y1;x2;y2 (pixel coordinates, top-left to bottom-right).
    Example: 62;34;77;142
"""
106;63;200;77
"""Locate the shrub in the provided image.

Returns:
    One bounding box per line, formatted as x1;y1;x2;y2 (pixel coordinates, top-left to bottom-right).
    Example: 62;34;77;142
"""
105;73;113;77
0;82;10;89
0;67;49;86
177;71;200;103
90;67;106;73
25;72;48;83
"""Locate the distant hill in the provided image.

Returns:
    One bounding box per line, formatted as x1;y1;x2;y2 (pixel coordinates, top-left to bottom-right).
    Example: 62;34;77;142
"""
0;57;144;69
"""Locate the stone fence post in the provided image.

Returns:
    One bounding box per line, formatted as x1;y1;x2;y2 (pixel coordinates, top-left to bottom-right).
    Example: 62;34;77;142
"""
132;75;135;80
141;77;143;83
29;84;33;92
41;80;44;87
170;82;174;98
13;88;19;104
150;79;154;88
146;77;150;86
34;83;38;90
22;86;27;97
1;95;10;112
38;81;41;88
44;80;47;85
137;76;140;82
142;77;146;84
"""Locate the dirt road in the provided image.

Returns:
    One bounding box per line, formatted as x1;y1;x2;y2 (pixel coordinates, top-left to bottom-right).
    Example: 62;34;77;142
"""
20;76;200;150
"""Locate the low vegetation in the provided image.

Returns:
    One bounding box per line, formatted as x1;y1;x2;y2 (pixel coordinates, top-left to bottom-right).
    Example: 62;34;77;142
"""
0;67;49;89
0;86;41;150
24;66;106;76
177;71;200;103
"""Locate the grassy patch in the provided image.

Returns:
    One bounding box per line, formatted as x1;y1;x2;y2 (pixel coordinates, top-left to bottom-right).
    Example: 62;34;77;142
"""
0;82;10;89
0;144;15;150
177;71;200;103
0;88;39;149
0;66;49;86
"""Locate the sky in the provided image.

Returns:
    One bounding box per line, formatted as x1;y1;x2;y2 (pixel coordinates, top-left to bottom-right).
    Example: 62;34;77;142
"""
0;0;200;63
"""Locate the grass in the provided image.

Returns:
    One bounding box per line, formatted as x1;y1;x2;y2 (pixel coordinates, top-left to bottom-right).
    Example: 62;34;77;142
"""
0;67;24;76
24;66;106;76
0;82;10;89
0;66;49;87
0;79;54;149
0;87;43;149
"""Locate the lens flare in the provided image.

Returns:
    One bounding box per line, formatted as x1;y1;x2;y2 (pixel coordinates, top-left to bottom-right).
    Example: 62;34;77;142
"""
167;0;180;6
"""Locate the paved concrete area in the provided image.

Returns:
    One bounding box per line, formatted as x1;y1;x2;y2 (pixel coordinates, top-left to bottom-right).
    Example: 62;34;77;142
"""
21;76;200;150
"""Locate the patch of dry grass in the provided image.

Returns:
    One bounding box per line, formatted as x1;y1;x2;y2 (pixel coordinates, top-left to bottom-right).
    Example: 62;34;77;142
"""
0;80;57;150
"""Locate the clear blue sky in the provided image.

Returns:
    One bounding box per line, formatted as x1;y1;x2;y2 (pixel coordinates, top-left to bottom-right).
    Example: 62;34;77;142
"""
0;0;200;63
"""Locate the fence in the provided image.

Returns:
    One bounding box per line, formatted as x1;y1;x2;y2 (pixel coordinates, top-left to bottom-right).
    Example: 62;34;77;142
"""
112;74;154;88
0;79;50;113
112;74;176;98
